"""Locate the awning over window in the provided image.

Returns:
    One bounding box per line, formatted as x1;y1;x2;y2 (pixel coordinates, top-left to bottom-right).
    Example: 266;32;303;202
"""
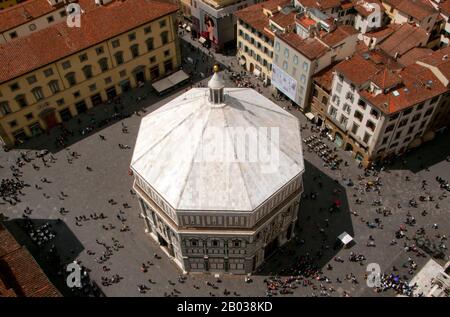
253;68;261;77
152;70;190;94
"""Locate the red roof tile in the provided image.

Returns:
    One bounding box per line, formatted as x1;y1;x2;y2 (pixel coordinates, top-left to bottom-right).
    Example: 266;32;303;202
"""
398;47;433;66
313;62;340;91
417;46;450;82
319;25;357;47
0;0;96;33
297;0;341;10
440;0;450;16
386;0;438;21
360;64;447;114
278;32;328;60
352;0;384;17
270;10;296;29
0;0;179;84
0;224;61;297
378;23;429;58
234;0;290;40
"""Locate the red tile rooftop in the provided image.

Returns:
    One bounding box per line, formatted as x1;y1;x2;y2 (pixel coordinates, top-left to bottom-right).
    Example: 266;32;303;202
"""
352;0;384;17
271;10;297;29
0;0;96;33
399;47;433;66
278;32;328;60
360;64;447;114
385;0;438;21
378;23;429;58
313;62;340;91
319;25;358;47
296;14;316;28
297;0;341;10
0;223;61;297
440;0;450;16
0;0;179;84
235;0;291;40
417;46;450;82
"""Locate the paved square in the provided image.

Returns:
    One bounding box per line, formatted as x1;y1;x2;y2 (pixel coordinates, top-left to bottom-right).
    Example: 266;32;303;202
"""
1;37;449;297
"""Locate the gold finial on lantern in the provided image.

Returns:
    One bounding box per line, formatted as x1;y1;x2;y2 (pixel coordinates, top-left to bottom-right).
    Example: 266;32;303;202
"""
213;64;220;73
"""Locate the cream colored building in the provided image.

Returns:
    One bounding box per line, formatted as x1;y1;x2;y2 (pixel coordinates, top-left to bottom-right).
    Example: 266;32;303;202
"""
131;68;305;274
0;0;181;147
235;0;293;84
381;0;439;32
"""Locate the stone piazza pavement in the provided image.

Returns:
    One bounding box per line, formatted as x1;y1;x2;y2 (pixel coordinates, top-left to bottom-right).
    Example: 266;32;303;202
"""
0;36;449;297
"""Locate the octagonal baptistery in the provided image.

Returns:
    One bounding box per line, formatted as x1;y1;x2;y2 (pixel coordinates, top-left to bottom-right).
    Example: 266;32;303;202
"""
130;68;304;274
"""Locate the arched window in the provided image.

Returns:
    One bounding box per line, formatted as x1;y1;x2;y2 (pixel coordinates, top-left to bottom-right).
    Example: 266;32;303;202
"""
82;65;93;79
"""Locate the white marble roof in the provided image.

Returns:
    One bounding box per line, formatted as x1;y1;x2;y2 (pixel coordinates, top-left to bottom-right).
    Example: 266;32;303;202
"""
131;87;304;212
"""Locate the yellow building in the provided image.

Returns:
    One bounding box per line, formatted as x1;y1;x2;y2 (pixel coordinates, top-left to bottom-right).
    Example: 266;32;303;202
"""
234;0;293;84
0;0;181;147
0;0;25;11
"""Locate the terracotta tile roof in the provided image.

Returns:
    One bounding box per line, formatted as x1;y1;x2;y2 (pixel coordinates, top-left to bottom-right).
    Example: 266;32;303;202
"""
371;67;402;89
364;24;399;41
0;223;61;297
386;0;438;21
356;40;370;52
297;0;341;10
235;0;290;40
341;1;354;10
398;47;433;66
0;0;179;84
278;32;328;60
0;0;96;34
270;10;296;29
440;0;450;16
335;53;380;85
0;0;54;33
417;46;450;82
378;23;429;58
335;49;402;86
319;25;358;47
360;64;447;114
313;62;340;91
296;14;316;28
352;0;384;17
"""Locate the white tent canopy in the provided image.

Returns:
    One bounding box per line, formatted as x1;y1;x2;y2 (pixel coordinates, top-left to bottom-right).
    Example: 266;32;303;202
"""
338;232;353;246
305;112;315;121
152;70;190;94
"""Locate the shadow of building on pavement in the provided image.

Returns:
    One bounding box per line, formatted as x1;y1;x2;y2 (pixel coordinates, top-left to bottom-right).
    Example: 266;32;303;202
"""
3;218;90;296
255;160;355;276
382;129;450;174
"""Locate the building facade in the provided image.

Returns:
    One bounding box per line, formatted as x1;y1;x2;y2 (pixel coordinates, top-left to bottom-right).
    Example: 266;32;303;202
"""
131;68;305;274
0;0;181;147
271;11;358;111
325;50;447;165
191;0;257;51
235;0;293;84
